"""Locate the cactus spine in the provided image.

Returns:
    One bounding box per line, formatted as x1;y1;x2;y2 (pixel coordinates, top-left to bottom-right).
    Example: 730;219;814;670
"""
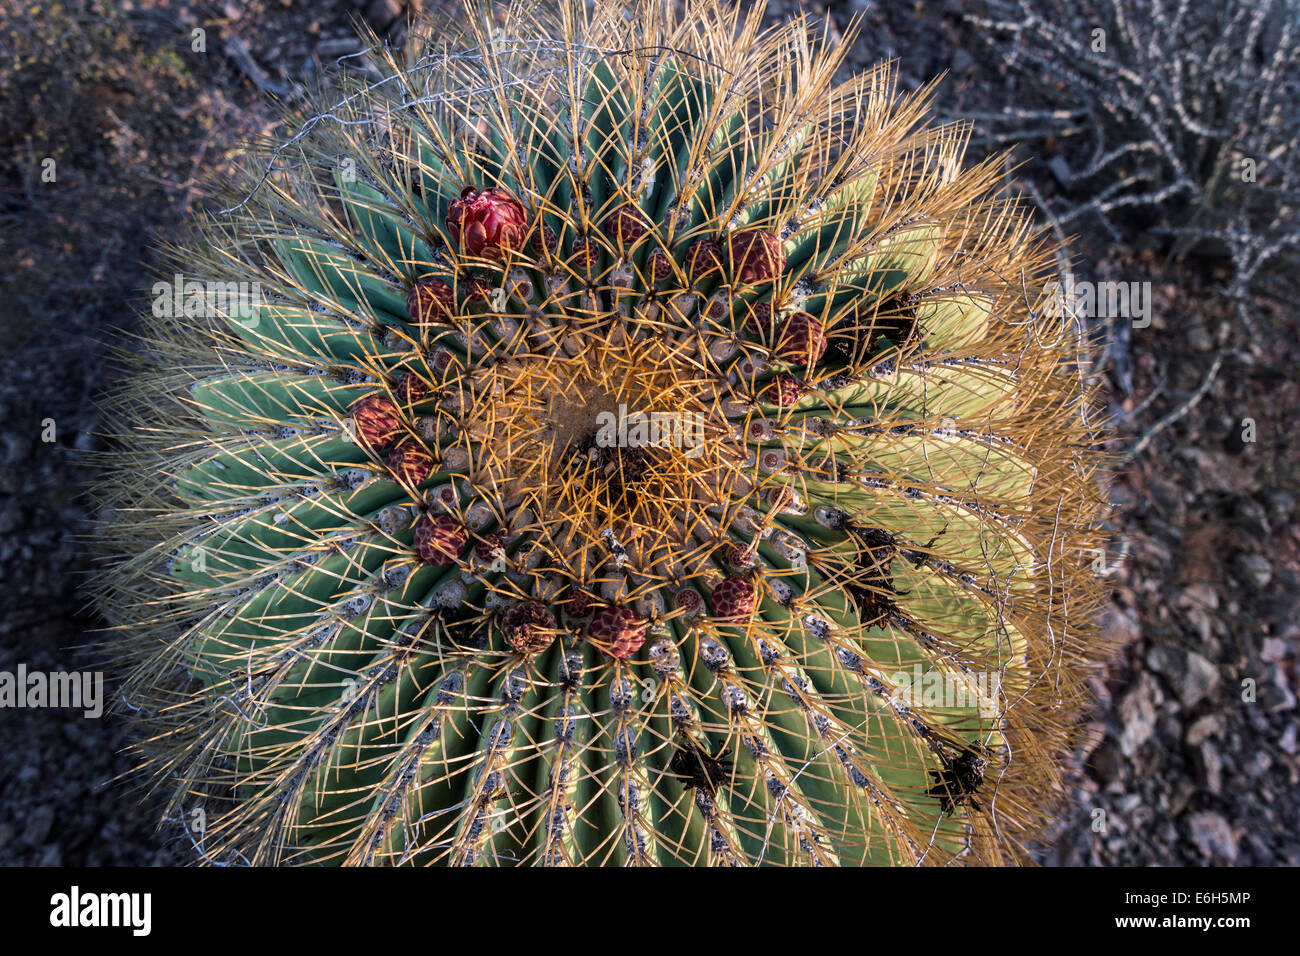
94;0;1106;866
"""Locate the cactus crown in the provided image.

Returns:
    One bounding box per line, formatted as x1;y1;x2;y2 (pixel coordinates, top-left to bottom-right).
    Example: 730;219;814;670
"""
95;0;1106;865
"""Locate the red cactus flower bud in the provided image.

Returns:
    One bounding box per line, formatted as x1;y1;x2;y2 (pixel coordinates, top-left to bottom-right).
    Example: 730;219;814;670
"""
531;225;558;256
395;372;428;404
765;373;801;407
413;512;467;566
348;394;403;451
743;300;774;335
503;602;557;655
775;311;827;365
563;586;594;618
684;239;723;281
603;206;649;245
570;235;601;272
446;186;526;259
728;229;785;284
406;276;455;325
588;606;648;659
646;248;674;283
711;575;756;623
387;440;435;487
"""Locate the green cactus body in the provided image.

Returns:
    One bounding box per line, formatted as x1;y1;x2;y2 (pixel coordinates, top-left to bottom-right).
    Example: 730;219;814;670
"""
96;0;1106;865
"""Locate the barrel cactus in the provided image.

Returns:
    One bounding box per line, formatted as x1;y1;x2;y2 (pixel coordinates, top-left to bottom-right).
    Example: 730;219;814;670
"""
95;0;1106;865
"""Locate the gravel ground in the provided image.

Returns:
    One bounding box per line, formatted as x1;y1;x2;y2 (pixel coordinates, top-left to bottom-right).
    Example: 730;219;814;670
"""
1;0;1295;866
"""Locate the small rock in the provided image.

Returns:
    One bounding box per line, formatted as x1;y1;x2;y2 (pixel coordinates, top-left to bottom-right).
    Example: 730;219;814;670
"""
1169;779;1196;816
1246;705;1270;732
1118;673;1159;757
1091;737;1122;783
1264;665;1297;713
36;844;63;867
1279;723;1297;756
1261;637;1289;663
1186;811;1238;863
23;806;54;847
1115;792;1143;814
1232;500;1271;539
1192;741;1223;794
1237;552;1272;588
1177;651;1221;709
1145;644;1185;682
1100;603;1140;647
1186;327;1213;352
1247;751;1273;778
1269;491;1296;516
1185;713;1223;747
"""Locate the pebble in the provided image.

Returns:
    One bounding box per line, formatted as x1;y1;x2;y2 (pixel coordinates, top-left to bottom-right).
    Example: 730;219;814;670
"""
1237;552;1272;588
1280;723;1298;756
1186;811;1238;863
1185;713;1223;747
1192;741;1223;794
1179;651;1221;709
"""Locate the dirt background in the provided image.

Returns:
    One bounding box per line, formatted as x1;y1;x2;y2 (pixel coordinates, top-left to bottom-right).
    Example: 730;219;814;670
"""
0;0;1295;866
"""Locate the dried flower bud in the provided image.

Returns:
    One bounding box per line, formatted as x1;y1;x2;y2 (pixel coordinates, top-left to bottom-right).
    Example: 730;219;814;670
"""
406;276;455;325
603;206;650;245
744;300;775;335
413;512;467;566
503;602;558;654
570;235;601;272
395;372;429;404
531;224;558;256
728;229;785;284
776;311;827;365
646;248;674;283
765;373;801;407
685;238;723;281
